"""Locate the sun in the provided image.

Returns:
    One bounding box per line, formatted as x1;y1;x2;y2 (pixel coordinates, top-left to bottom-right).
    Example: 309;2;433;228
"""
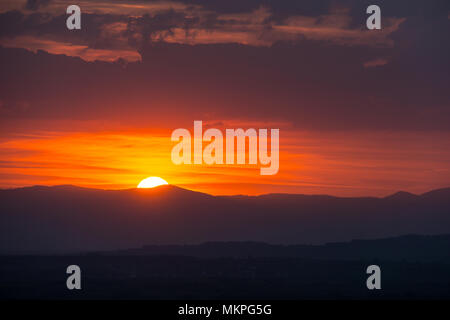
137;177;168;188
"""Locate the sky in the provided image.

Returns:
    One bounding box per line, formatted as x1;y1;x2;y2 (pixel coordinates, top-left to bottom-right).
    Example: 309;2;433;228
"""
0;0;449;196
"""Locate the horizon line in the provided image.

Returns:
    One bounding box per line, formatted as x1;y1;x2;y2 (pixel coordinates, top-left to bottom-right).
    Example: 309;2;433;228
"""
1;183;449;199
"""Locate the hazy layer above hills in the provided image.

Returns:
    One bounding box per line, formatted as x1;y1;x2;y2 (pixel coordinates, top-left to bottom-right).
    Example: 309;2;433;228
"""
1;185;449;253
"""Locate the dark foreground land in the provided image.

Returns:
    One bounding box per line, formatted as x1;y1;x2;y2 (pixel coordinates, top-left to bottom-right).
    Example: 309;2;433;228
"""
1;235;450;300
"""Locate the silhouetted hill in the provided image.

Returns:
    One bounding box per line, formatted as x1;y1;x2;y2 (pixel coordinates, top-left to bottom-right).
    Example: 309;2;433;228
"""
108;234;450;262
421;187;450;201
383;191;418;201
1;185;450;253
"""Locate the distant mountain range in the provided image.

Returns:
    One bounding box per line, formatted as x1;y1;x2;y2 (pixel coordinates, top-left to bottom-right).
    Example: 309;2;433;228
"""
1;185;450;253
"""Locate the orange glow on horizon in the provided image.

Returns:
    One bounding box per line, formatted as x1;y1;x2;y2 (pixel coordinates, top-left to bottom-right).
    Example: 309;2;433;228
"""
0;124;449;197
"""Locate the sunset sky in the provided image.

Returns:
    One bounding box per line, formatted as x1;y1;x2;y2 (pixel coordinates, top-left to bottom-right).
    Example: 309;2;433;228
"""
0;0;449;196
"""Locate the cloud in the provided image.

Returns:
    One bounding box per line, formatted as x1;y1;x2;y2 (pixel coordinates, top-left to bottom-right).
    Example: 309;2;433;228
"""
0;35;141;62
143;5;406;48
272;15;405;47
364;58;389;68
0;1;408;62
24;0;51;11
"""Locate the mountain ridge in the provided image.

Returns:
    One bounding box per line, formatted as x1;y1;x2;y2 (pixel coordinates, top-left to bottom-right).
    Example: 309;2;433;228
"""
2;183;450;199
1;185;450;253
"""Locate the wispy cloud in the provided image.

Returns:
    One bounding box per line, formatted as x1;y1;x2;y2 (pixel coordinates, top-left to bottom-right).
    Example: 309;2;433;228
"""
363;57;389;68
0;35;141;61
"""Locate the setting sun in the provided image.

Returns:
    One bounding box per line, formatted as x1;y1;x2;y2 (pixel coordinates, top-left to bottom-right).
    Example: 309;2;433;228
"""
137;177;168;188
